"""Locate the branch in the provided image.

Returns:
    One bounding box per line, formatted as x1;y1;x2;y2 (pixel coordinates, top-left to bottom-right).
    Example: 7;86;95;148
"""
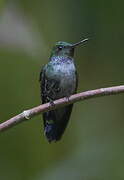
0;85;124;132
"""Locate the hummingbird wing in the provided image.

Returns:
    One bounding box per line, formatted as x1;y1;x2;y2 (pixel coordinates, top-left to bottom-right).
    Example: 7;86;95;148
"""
39;65;78;142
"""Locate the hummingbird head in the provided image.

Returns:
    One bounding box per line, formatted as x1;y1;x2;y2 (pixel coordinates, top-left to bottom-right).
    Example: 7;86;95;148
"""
50;38;88;59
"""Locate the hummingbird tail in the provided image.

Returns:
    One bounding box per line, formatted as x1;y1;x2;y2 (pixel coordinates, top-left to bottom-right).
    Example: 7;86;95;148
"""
44;123;59;142
43;104;73;142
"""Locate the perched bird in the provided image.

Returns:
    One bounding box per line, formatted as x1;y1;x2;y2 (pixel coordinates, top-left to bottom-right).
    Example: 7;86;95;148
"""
39;38;88;142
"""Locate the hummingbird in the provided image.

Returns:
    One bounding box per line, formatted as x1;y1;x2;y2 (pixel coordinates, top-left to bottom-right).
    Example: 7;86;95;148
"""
39;38;88;142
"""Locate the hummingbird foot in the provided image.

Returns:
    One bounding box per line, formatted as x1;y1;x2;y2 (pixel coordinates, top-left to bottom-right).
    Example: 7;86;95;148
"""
49;100;55;107
66;95;70;102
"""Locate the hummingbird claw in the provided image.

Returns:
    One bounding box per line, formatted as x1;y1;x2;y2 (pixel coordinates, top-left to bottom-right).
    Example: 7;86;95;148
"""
66;96;70;102
49;100;55;107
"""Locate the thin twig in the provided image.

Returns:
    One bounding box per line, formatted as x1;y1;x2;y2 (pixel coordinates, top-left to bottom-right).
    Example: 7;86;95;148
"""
0;85;124;132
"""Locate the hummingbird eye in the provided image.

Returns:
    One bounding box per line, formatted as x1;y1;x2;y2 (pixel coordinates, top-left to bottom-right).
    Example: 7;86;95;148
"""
58;46;63;50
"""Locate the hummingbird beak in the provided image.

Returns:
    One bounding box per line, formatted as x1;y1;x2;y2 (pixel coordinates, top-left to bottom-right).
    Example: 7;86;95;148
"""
71;38;89;48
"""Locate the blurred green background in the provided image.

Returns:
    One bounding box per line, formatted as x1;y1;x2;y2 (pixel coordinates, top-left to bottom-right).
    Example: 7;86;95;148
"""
0;0;124;179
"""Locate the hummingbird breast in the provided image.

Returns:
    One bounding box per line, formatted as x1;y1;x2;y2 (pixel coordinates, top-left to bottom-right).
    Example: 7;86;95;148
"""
45;57;77;99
